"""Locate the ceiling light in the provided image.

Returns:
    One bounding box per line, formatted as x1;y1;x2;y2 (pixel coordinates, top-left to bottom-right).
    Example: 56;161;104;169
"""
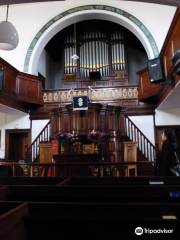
0;5;19;50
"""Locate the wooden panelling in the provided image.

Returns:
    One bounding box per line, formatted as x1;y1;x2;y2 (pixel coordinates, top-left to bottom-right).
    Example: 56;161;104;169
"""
51;103;126;163
3;69;17;96
0;58;18;96
16;73;43;104
39;143;52;164
138;68;162;100
0;57;43;111
52;103;123;137
123;141;137;162
161;9;180;78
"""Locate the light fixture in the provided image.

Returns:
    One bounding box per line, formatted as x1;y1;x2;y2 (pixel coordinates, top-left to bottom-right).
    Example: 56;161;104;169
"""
71;13;79;63
0;4;19;50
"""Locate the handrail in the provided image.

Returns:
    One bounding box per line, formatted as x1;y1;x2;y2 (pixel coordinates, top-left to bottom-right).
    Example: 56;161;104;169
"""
124;115;156;161
26;120;51;162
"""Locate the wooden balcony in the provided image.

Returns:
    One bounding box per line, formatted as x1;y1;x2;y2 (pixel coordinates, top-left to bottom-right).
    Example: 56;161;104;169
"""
137;68;162;102
0;57;43;112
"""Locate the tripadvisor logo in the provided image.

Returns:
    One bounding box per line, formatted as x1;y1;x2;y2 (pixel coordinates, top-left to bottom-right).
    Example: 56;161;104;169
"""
135;227;143;235
135;227;174;235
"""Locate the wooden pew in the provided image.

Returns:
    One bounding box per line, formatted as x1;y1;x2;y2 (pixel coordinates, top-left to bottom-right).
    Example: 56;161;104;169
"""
1;176;180;187
27;201;180;219
0;177;64;185
6;184;180;203
0;186;9;201
63;176;180;186
0;202;28;240
25;202;179;240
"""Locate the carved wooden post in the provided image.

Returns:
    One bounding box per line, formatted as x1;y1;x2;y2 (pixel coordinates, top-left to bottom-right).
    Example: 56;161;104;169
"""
50;111;57;139
119;107;126;137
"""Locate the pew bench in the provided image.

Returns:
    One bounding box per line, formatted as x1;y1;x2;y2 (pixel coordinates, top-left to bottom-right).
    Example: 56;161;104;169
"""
61;176;180;186
6;184;180;203
0;202;28;240
0;177;64;186
25;202;180;240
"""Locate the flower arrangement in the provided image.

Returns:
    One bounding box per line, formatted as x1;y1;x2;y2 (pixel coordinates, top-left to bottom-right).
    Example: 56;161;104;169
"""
56;129;110;145
87;129;110;145
87;129;100;145
56;131;76;144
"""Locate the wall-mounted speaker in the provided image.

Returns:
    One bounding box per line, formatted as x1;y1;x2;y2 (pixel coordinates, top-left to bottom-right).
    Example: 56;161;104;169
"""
147;57;165;84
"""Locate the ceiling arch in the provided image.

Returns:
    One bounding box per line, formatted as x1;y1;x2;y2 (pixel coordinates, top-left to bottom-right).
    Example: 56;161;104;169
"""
0;0;179;6
24;5;159;74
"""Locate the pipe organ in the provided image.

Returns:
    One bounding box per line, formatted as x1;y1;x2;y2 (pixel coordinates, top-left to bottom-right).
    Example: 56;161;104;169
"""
111;30;126;71
64;24;127;79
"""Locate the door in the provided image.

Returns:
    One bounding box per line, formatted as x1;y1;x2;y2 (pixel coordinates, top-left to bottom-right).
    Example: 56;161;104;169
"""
6;129;31;161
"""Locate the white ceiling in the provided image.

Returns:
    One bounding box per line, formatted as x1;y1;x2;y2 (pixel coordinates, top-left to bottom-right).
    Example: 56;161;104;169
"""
157;80;180;109
0;104;25;115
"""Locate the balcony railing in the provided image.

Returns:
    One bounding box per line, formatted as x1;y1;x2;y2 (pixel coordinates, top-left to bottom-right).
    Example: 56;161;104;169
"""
43;85;138;104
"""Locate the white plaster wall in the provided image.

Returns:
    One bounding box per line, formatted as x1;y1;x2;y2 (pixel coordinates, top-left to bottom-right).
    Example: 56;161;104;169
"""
0;1;176;72
0;108;49;158
129;115;155;144
155;108;180;126
31;119;49;142
0;108;30;159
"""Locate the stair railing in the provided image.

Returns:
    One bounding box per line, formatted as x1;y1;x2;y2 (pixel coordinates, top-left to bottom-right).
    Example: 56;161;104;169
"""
26;120;51;162
124;115;156;161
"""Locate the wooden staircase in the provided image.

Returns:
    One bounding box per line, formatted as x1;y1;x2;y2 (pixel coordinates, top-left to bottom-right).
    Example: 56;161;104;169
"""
124;115;156;162
26;120;51;162
26;115;156;165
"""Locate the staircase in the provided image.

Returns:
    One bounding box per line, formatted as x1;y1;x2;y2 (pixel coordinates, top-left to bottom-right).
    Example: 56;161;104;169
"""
26;116;156;163
26;120;51;162
124;115;156;162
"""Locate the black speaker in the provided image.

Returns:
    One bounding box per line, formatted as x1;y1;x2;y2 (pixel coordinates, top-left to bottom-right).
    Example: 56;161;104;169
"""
147;57;165;83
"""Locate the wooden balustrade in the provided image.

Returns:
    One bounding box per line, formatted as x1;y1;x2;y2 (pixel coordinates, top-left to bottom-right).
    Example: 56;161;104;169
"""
0;161;155;177
124;115;156;162
26;120;51;162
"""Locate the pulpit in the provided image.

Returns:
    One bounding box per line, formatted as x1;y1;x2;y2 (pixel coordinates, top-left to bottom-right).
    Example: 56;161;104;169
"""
50;102;127;176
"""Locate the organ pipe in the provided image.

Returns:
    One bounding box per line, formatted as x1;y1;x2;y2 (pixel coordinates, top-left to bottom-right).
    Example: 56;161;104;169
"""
64;26;126;78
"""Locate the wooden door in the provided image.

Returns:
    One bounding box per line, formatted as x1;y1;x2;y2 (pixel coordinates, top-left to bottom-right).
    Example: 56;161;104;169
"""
5;129;31;161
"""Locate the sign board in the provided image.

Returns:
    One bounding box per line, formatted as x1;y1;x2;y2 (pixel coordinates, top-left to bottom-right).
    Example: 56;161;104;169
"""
72;96;88;110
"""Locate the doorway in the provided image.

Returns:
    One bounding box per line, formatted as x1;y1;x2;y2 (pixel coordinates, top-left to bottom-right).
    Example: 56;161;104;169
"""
5;129;31;161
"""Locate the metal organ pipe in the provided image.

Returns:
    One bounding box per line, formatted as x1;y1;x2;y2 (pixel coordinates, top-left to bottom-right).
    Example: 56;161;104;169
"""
64;25;126;79
99;32;102;76
88;32;91;76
